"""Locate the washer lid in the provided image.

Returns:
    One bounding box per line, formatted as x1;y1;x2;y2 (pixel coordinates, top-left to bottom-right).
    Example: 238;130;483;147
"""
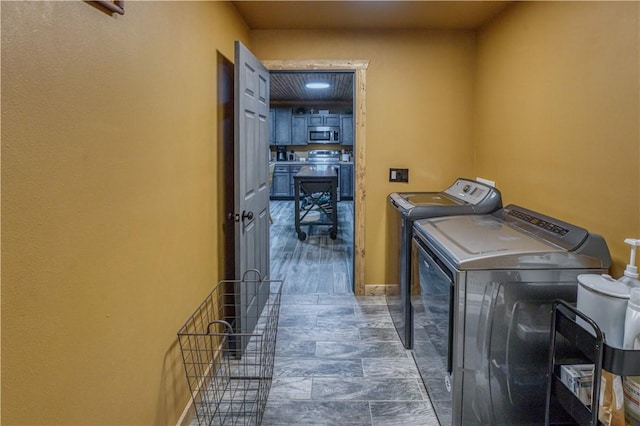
419;214;558;255
413;214;602;270
578;274;631;299
388;178;501;217
388;191;459;211
401;192;460;206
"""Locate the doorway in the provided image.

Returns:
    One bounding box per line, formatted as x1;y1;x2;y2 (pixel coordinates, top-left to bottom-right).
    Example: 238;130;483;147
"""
265;60;368;294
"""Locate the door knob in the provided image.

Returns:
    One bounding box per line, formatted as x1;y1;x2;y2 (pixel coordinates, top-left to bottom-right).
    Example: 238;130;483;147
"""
242;210;254;221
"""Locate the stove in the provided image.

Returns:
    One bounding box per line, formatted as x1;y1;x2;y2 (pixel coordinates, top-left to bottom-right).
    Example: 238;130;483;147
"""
307;149;341;165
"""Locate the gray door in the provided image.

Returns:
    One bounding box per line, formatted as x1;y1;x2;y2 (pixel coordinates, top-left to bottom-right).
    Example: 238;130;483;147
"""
234;41;270;347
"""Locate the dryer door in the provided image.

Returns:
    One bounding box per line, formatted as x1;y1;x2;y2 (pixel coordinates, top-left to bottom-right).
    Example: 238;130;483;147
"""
411;236;455;426
467;273;579;425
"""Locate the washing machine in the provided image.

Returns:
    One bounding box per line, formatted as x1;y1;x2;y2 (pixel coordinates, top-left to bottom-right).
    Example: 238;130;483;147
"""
386;178;502;349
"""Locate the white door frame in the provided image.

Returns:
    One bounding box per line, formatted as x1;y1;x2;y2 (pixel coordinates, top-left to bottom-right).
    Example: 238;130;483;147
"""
263;59;369;295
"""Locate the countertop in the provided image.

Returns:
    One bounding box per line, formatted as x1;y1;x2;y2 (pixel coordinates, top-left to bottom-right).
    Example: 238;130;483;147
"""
294;164;339;179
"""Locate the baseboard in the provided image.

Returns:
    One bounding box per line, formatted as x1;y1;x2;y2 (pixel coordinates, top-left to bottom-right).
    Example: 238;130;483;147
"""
364;284;391;296
176;398;195;426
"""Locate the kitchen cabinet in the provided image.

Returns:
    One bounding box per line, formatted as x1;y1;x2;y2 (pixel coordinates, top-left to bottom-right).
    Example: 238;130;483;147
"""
269;108;292;146
324;114;340;126
289;165;302;196
271;165;290;197
308;114;340;127
340;164;353;199
291;115;307;145
270;164;303;199
340;114;354;146
269;109;276;145
307;115;322;126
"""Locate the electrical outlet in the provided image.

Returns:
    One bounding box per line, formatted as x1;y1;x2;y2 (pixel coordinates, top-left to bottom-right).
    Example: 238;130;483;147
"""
389;168;409;183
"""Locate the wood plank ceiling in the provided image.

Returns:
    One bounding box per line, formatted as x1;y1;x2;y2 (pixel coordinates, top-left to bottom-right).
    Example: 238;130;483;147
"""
270;72;354;102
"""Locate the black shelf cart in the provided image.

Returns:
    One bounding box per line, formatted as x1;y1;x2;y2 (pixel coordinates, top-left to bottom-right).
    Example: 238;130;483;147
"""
545;299;640;426
293;165;338;241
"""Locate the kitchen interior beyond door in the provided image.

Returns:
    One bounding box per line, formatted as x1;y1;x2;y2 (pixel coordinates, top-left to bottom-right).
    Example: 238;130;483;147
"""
269;71;355;294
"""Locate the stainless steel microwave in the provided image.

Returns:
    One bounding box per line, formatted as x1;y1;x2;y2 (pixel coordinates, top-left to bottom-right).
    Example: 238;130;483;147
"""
308;126;339;144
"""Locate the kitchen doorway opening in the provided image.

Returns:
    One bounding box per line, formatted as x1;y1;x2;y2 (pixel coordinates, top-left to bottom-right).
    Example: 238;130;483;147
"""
264;60;368;295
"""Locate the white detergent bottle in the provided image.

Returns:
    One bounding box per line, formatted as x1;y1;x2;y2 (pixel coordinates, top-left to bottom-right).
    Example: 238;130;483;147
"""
619;238;640;288
623;287;640;423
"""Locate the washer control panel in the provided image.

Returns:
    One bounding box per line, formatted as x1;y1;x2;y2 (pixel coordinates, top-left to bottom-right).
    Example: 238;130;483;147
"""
443;179;495;205
496;204;589;251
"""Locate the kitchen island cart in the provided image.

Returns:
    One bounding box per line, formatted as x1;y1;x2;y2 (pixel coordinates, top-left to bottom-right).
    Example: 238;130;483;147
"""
293;165;338;241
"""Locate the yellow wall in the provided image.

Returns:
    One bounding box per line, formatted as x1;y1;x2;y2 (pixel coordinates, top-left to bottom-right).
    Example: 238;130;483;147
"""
250;29;477;285
2;2;638;424
475;1;640;276
1;1;248;424
253;1;640;284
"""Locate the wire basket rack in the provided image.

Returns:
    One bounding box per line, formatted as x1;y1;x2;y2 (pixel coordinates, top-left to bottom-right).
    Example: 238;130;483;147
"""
178;271;282;425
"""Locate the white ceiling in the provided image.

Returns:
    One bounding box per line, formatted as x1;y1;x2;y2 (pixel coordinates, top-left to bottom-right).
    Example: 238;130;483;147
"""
231;1;512;31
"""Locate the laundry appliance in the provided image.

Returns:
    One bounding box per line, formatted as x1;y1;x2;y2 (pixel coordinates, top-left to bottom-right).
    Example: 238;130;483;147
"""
386;178;502;348
411;205;611;425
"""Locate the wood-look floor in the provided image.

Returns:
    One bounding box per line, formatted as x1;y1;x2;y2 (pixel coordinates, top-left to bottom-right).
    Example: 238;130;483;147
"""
269;200;354;295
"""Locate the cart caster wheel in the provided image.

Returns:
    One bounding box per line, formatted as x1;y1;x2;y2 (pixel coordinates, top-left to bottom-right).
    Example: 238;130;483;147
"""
330;231;337;240
298;232;307;241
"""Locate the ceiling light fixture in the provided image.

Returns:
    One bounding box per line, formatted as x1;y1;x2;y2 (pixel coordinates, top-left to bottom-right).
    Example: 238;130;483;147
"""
305;82;330;89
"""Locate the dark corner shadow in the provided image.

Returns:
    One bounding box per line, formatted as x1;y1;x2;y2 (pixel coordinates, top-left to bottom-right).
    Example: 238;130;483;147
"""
218;51;235;282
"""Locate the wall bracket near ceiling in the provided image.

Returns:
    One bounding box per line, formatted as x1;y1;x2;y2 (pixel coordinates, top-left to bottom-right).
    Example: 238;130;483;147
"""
88;1;125;16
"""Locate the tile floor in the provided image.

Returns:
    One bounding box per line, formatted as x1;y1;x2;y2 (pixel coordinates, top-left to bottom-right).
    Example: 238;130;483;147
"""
186;201;441;425
262;201;440;425
261;293;440;425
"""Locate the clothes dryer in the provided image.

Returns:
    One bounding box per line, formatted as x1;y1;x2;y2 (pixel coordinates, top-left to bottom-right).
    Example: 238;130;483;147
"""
411;205;611;425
